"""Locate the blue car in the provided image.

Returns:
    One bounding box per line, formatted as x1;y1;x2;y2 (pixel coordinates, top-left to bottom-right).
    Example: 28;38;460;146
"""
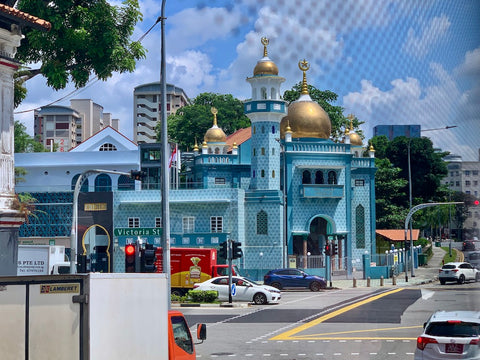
263;268;327;291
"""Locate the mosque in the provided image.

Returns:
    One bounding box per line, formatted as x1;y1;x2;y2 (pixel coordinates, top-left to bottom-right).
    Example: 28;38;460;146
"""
15;38;377;278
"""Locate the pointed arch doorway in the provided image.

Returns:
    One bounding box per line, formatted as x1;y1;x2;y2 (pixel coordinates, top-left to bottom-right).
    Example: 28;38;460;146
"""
292;216;333;257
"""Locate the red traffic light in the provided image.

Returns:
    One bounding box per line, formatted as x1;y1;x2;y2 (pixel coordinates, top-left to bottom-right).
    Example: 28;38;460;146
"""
125;244;135;256
474;200;479;206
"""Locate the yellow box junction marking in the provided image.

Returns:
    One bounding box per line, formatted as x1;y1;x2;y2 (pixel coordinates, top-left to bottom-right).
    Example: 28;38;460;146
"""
271;288;420;340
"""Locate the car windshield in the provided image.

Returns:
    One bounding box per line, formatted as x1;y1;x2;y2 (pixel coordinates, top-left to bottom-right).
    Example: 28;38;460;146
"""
426;322;480;337
442;264;456;269
243;277;260;285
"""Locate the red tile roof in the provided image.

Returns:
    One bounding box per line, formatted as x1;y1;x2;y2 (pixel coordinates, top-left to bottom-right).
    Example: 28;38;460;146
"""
226;127;251;151
376;229;420;242
0;4;51;31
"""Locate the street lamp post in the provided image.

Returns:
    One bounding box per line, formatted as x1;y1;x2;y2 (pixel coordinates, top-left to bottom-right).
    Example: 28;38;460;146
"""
406;125;457;279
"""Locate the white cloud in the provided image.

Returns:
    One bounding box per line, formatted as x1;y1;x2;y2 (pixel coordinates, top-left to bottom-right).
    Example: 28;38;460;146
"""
402;15;451;58
166;51;216;96
342;61;480;160
455;47;480;78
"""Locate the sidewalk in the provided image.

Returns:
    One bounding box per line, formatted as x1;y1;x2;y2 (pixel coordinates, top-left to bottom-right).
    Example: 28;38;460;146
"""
330;245;455;289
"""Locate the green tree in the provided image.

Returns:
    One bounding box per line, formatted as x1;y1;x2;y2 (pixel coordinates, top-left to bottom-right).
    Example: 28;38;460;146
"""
385;137;449;204
283;82;364;142
14;0;145;106
164;93;250;151
14;120;49;153
374;158;408;229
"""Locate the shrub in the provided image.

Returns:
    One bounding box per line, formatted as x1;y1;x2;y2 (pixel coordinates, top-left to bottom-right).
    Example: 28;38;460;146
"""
171;293;187;303
187;290;218;303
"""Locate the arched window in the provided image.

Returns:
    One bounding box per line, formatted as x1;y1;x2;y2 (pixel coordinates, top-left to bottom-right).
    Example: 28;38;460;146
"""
71;174;89;192
328;171;337;184
253;148;256;156
261;169;265;178
253;170;256;178
118;175;135;191
315;171;324;184
99;143;117;151
272;170;275;178
261;87;267;99
272;126;275;134
302;170;311;184
261;147;265;155
214;147;220;154
257;210;268;235
261;126;265;133
356;205;365;248
272;148;275;155
253;126;256;134
95;174;112;192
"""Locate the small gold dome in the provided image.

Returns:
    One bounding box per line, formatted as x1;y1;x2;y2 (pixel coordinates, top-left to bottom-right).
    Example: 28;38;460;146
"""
253;37;278;76
349;132;363;146
204;107;227;143
254;60;279;76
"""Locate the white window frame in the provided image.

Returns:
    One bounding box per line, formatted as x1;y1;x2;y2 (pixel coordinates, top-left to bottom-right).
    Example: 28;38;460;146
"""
183;216;195;233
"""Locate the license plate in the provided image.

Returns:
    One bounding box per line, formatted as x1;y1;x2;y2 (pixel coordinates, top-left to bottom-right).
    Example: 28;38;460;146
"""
444;271;450;274
445;343;463;354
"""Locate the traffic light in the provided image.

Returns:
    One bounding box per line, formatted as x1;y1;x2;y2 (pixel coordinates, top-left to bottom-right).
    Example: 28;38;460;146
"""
324;243;331;256
125;244;136;273
474;199;479;206
404;240;411;251
130;170;147;180
333;243;338;256
232;241;243;259
218;241;228;259
141;244;157;273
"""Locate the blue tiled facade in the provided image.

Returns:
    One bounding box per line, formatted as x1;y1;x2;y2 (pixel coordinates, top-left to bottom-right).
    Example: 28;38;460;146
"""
17;40;377;278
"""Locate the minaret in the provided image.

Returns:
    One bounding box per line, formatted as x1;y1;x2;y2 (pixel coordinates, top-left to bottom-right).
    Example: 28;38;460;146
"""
244;37;287;190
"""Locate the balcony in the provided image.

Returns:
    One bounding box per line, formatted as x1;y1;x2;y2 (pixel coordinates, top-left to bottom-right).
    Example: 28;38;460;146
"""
300;184;344;198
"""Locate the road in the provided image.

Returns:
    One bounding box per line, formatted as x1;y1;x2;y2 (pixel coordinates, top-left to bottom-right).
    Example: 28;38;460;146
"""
181;281;480;360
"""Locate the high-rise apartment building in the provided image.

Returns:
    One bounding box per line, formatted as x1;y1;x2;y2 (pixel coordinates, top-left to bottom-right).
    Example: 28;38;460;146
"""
34;105;81;152
443;152;480;239
34;99;119;151
133;82;190;144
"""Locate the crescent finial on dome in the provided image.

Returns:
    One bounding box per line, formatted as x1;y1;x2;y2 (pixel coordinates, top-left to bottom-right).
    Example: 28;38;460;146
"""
211;106;218;126
299;59;310;95
261;37;269;57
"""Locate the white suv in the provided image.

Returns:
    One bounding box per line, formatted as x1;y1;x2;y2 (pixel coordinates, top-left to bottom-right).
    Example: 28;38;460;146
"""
438;262;479;285
415;311;480;360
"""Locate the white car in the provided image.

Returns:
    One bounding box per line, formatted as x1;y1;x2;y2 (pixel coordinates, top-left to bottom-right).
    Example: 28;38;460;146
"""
415;310;480;360
438;262;479;285
193;276;281;305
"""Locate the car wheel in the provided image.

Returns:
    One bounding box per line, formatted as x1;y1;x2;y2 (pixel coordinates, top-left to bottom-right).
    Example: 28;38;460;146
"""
171;288;185;297
271;282;283;290
440;279;446;285
309;281;323;292
253;292;268;305
458;275;465;284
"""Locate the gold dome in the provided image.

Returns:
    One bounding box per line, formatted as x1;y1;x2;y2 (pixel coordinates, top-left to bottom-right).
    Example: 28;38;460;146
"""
253;37;279;76
280;60;331;139
204;107;227;143
346;114;362;145
349;132;362;146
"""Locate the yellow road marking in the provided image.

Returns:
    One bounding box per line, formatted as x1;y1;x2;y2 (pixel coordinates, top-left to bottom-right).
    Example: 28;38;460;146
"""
271;288;405;340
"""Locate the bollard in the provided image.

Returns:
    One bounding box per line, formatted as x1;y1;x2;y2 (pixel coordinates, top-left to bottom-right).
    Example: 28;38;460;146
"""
367;277;371;287
380;276;384;286
353;277;357;288
392;275;396;285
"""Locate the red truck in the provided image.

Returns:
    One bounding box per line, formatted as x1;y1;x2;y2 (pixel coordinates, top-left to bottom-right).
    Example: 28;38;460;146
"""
155;247;239;295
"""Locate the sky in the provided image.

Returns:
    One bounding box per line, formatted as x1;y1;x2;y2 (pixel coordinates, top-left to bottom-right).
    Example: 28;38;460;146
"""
14;0;480;161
